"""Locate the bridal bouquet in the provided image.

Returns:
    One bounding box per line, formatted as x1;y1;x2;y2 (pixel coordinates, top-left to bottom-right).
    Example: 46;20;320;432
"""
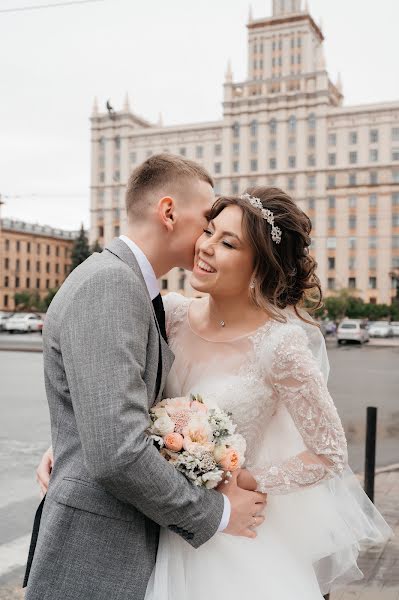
147;394;246;489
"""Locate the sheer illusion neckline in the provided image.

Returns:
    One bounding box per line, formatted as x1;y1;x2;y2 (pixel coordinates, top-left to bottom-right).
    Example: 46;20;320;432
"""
186;298;273;344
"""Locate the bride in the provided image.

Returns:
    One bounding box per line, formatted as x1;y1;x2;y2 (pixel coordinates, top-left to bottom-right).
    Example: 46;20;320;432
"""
145;187;391;599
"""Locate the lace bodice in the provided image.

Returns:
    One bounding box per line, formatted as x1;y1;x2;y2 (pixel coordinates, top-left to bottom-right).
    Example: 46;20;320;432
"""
163;293;348;495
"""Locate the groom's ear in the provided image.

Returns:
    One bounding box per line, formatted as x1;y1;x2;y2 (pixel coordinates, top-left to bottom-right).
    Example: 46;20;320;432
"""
157;196;176;232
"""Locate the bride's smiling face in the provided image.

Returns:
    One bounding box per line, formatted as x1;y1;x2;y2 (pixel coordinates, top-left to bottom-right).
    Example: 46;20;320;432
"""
190;205;255;296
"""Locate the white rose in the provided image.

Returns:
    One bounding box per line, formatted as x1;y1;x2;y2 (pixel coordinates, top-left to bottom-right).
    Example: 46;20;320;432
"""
153;415;175;436
202;470;223;489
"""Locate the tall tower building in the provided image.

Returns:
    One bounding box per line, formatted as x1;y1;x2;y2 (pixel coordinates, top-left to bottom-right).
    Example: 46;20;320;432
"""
90;2;399;304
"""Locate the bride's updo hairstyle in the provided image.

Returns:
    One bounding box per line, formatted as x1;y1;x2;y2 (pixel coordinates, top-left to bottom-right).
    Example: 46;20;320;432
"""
208;187;322;323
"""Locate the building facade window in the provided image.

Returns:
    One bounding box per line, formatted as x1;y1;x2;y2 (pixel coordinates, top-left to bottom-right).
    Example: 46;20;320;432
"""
328;216;336;229
328;257;335;270
214;143;222;156
370;171;378;185
393;214;399;227
308;134;316;148
369;149;378;162
179;147;186;156
250;141;258;154
269;158;277;170
328;133;336;146
369;129;379;144
327;237;337;249
348;237;356;249
349;131;358;145
233;142;240;156
369;277;377;289
369;256;377;269
233;161;239;173
392;127;399;141
349;151;357;164
249;120;258;136
307;113;316;130
369;214;377;228
307;175;316;189
369;236;377;249
327;278;336;290
348;277;356;289
288;176;296;190
308;155;316;167
288;115;296;133
250;159;258;172
348;195;357;208
288;156;296;168
214;162;221;174
269;119;277;134
393;193;399;206
327;174;336;188
196;146;203;158
392;148;399;161
349;215;357;229
328;153;336;166
232;122;240;138
328;196;336;209
231;180;239;194
369;194;378;207
349;173;357;186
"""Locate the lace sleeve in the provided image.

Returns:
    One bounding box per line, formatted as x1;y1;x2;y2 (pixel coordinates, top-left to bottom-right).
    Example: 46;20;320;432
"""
251;325;348;495
162;292;190;340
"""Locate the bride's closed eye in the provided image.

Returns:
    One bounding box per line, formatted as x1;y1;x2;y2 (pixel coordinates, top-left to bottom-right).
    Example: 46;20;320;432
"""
203;228;235;249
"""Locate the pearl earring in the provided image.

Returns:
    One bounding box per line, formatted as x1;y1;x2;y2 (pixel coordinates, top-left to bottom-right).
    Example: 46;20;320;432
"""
250;280;256;289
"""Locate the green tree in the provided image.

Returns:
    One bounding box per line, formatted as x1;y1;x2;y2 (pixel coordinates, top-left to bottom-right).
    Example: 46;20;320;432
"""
71;224;90;271
43;288;59;310
14;290;43;312
90;239;103;254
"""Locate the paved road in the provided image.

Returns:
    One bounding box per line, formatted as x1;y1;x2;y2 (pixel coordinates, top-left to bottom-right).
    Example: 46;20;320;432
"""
0;343;398;593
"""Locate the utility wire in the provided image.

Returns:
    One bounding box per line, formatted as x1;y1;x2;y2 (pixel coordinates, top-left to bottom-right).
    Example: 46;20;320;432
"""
0;0;104;14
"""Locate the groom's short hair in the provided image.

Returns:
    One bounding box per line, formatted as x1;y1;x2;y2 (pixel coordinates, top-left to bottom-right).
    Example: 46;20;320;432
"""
125;153;214;220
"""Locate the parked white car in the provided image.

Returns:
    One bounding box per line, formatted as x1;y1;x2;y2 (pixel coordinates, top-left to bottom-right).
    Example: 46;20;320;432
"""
0;312;14;331
367;321;394;338
5;313;43;334
391;321;399;337
337;319;369;345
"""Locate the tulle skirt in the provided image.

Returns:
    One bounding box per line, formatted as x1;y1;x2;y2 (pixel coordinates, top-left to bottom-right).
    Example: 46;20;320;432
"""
145;467;392;600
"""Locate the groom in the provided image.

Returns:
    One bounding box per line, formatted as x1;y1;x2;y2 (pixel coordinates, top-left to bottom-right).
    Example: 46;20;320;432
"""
25;154;266;600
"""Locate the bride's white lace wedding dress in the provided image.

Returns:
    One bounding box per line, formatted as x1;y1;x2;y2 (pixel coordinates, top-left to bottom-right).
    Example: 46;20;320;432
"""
145;293;392;600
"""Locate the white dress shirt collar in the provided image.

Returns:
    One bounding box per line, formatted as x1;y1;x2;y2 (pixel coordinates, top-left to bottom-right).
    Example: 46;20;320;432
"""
119;235;160;300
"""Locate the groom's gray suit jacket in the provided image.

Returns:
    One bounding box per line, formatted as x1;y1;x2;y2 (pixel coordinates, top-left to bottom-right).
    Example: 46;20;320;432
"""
26;238;224;600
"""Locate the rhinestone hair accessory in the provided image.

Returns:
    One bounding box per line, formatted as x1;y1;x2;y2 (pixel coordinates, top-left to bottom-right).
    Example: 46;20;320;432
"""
240;193;282;244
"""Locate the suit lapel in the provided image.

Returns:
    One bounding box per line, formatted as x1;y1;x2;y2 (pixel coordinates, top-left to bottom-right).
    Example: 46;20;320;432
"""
104;238;174;400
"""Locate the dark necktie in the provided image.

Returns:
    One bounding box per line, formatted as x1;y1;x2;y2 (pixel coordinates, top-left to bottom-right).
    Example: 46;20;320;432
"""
152;293;167;342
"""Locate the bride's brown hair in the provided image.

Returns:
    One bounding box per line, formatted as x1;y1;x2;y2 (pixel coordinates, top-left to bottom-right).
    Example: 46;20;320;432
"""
208;187;322;324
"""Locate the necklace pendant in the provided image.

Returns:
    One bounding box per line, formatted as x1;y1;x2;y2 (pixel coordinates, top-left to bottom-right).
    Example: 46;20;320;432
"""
220;320;226;328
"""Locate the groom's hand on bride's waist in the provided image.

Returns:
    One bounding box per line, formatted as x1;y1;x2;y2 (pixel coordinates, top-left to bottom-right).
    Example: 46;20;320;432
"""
219;470;267;539
36;446;53;497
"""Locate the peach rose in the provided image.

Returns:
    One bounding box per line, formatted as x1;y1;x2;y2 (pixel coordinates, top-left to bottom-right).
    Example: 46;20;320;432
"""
217;448;240;472
164;432;184;452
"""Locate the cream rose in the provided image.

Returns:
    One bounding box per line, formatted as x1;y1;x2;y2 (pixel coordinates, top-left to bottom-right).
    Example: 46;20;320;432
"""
152;415;175;436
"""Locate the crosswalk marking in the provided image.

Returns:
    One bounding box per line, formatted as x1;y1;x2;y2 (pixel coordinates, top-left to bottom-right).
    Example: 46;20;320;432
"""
0;535;30;577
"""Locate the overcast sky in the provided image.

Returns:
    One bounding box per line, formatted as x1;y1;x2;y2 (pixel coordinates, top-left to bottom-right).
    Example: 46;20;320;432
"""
1;0;398;231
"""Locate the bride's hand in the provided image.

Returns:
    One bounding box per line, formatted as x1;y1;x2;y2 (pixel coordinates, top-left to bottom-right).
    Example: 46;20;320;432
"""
237;469;258;491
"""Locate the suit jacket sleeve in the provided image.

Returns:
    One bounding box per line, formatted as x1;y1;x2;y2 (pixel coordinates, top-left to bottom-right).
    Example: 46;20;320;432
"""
60;266;224;548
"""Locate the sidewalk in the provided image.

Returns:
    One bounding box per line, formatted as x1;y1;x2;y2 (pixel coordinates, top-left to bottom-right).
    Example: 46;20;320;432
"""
1;470;398;600
331;468;399;600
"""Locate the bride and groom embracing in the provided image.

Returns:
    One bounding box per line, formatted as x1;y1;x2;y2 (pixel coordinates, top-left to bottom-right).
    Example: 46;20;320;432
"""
25;153;391;600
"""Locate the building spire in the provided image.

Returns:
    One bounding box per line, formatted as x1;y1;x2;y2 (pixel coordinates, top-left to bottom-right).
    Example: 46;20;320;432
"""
273;0;301;16
92;96;98;115
225;59;233;82
123;92;130;112
336;72;343;93
248;4;253;22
